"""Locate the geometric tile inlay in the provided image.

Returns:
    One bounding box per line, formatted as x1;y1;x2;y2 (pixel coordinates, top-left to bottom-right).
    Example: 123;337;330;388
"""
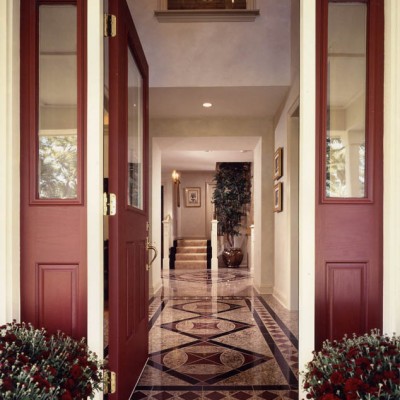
149;341;271;385
131;270;299;400
204;392;226;400
172;300;244;316
166;271;251;283
160;315;252;340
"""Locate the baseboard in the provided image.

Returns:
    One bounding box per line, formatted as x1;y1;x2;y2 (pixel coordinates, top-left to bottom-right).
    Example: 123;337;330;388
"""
253;283;273;294
149;281;163;298
272;287;289;309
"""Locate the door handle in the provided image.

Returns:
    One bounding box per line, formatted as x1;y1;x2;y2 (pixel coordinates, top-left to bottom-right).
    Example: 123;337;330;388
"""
146;241;158;270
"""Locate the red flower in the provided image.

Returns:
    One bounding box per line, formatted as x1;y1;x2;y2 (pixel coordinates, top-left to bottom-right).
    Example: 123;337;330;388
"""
65;378;75;390
61;390;73;400
322;395;341;400
346;347;359;359
344;377;363;392
70;364;82;379
355;357;371;369
330;371;345;385
1;377;13;391
384;370;398;380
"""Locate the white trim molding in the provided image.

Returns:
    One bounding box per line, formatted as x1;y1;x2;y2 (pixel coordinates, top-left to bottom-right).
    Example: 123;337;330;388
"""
86;3;104;399
383;0;400;335
299;0;316;395
0;0;20;325
155;0;259;22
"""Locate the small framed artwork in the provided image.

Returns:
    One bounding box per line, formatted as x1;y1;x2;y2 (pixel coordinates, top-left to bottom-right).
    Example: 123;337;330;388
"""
185;187;201;207
273;182;283;212
273;147;283;180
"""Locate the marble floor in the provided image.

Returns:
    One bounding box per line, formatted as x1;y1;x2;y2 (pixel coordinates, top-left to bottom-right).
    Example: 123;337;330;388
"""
131;269;299;400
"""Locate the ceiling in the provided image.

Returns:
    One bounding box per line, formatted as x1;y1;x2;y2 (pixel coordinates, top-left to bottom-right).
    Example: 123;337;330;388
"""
126;0;294;173
157;136;259;172
149;86;288;119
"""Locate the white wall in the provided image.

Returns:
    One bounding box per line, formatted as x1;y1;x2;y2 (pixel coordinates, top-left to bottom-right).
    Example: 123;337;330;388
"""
150;141;163;296
178;171;214;239
273;79;300;310
151;118;273;292
272;0;300;311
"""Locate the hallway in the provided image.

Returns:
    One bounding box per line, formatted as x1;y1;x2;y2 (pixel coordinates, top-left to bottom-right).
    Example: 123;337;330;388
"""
131;269;298;399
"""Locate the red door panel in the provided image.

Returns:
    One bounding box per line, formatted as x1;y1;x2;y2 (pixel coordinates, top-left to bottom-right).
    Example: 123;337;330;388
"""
20;0;87;340
315;0;384;348
107;0;150;397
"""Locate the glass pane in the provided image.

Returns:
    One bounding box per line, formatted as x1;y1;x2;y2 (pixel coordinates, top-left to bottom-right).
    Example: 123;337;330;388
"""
326;3;367;198
38;5;78;199
168;0;246;10
127;48;143;210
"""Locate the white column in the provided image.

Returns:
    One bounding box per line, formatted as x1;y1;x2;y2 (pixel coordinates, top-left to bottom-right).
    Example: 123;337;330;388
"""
299;0;316;396
383;0;400;335
211;220;219;270
0;0;20;325
86;3;104;400
162;215;171;270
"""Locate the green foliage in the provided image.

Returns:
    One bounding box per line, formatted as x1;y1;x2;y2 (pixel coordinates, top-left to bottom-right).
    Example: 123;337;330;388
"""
39;135;77;199
0;321;102;399
303;330;400;400
212;163;251;248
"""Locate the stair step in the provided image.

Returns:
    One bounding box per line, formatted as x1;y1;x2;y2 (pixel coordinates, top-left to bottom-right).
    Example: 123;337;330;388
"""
176;253;207;261
176;246;207;254
177;239;207;247
174;260;207;270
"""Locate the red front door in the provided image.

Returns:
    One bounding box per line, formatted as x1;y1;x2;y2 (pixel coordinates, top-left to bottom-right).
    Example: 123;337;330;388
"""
107;0;150;398
20;0;87;340
315;0;384;348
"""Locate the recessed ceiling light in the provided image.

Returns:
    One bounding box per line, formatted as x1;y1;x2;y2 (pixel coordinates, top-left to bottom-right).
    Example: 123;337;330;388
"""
203;102;212;108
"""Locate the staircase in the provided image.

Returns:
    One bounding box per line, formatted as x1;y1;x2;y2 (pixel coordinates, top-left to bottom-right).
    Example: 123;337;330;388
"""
174;239;208;269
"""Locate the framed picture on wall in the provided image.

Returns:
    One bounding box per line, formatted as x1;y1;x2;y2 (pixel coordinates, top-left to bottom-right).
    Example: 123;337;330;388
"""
273;182;283;212
273;147;283;180
185;187;201;207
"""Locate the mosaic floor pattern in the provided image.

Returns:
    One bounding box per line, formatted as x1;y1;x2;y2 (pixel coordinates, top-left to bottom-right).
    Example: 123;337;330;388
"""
131;270;298;400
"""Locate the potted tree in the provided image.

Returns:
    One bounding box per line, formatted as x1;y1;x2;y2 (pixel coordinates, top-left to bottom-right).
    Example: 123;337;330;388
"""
212;162;251;267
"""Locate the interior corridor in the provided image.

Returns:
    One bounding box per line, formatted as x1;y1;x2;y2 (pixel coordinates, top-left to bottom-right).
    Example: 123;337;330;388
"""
131;269;299;400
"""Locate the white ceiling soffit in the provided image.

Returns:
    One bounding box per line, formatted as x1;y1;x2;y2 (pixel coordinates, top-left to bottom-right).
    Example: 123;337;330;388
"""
156;136;259;172
150;86;289;118
162;150;253;172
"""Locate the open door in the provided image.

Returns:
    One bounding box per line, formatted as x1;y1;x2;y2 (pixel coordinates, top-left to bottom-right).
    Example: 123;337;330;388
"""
107;0;150;398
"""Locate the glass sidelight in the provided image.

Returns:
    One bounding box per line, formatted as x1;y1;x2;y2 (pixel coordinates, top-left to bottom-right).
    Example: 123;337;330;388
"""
127;48;144;210
325;3;367;198
38;5;78;200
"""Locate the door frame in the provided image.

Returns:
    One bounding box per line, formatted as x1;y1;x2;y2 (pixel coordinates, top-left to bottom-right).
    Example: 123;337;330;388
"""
1;1;400;399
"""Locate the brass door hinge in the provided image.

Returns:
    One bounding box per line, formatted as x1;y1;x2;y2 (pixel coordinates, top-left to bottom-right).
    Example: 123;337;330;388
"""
104;14;117;37
103;370;116;394
103;192;117;216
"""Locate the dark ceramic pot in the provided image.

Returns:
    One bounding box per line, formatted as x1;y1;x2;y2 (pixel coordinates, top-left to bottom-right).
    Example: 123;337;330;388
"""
222;248;243;267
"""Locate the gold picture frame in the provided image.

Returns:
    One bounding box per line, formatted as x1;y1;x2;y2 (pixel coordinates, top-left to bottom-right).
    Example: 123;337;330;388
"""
273;182;283;212
185;187;201;207
273;147;283;180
